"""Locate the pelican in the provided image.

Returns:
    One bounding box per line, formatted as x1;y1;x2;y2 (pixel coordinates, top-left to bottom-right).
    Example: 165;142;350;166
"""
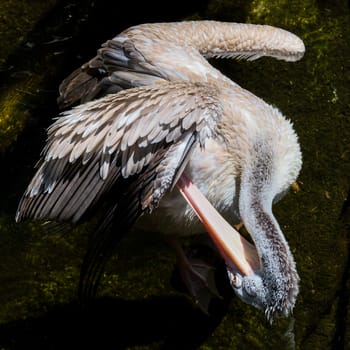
16;21;304;321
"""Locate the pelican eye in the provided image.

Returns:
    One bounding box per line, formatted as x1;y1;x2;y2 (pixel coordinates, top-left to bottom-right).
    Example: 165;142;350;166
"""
227;270;242;289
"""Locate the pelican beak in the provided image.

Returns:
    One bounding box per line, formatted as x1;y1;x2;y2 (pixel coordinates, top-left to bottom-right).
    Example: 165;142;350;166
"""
177;174;260;276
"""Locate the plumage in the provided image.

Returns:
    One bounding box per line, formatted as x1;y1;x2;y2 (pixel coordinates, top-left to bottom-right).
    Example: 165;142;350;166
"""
16;20;305;321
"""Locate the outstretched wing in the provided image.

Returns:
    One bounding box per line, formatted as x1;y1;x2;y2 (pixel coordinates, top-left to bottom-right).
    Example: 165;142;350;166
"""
57;36;168;109
16;81;223;298
17;81;222;222
57;21;305;109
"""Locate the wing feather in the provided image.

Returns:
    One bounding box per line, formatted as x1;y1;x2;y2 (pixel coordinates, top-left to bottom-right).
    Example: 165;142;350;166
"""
16;81;223;224
57;22;304;111
16;80;223;300
57;35;167;109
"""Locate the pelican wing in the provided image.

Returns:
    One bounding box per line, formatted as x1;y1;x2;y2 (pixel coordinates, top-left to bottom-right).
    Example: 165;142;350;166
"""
57;35;168;109
17;80;223;299
16;81;222;224
57;21;305;109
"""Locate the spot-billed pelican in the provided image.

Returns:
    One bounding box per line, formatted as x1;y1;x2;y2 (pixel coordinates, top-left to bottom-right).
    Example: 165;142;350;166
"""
16;21;304;321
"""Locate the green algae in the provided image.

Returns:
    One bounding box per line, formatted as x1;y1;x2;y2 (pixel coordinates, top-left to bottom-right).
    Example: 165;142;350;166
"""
0;0;59;153
0;78;39;153
99;232;175;300
0;0;59;65
0;217;82;323
248;0;319;29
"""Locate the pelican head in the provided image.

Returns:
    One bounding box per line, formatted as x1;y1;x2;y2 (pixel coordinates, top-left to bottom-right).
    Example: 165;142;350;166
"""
229;260;299;321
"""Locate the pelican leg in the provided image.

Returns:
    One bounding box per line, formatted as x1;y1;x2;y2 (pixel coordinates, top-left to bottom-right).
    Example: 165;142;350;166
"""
166;235;221;313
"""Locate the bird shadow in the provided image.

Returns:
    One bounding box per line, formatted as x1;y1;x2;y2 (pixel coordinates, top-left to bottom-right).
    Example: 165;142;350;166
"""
0;293;233;350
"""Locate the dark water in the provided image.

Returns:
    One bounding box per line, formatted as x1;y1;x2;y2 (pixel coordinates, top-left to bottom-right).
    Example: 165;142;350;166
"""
0;0;349;349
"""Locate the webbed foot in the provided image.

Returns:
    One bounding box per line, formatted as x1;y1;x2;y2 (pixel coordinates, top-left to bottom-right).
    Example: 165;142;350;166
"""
167;235;224;313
